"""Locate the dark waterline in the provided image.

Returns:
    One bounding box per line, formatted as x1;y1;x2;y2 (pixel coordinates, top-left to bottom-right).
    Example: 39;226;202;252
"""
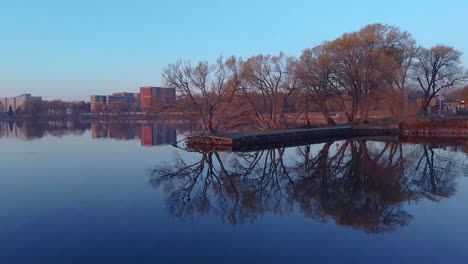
0;121;467;264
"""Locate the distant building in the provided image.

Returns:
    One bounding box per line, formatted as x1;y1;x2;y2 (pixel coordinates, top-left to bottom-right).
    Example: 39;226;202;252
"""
90;95;107;112
140;86;176;112
90;92;140;112
0;94;42;113
460;100;466;110
112;92;140;109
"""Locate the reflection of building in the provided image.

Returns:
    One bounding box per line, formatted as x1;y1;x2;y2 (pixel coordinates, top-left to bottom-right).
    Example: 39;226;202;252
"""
90;92;140;112
140;86;176;112
0;94;42;112
91;123;142;140
141;122;177;146
0;121;90;140
0;121;27;139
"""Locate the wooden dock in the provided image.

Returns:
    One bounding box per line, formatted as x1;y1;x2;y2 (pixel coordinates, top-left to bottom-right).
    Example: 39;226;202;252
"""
186;125;400;152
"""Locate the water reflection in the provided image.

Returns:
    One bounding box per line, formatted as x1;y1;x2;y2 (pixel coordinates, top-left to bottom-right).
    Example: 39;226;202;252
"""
141;123;177;147
0;120;90;140
150;139;467;233
0;120;183;146
91;122;178;146
91;122;142;140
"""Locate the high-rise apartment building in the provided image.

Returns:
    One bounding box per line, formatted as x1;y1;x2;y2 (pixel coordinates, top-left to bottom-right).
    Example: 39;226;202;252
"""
90;92;140;112
0;94;42;113
140;86;176;112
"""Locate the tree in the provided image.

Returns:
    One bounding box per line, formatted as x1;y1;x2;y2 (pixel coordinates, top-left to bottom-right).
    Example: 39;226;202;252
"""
8;105;14;116
158;23;466;127
20;100;46;117
412;45;466;113
67;101;87;115
296;44;337;125
109;101;129;114
387;35;419;118
327;24;412;122
239;52;299;130
162;56;246;133
47;100;67;116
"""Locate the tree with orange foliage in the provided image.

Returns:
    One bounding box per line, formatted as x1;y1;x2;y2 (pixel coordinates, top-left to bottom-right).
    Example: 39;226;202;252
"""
327;24;413;122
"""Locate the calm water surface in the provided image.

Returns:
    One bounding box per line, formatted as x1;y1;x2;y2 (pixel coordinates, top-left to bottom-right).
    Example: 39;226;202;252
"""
0;120;467;263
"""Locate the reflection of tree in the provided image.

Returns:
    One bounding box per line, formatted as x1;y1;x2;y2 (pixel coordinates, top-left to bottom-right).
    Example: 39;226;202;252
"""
149;140;464;233
227;149;296;222
91;123;141;140
294;140;412;233
411;145;458;201
0;120;90;140
150;149;295;225
150;152;217;220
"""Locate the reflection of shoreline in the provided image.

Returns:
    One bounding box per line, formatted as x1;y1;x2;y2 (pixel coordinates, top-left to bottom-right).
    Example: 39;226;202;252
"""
91;122;178;146
91;123;142;140
149;140;467;233
0;120;90;140
0;121;187;146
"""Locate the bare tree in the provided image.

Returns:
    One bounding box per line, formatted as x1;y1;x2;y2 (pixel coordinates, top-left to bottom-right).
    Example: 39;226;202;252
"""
296;43;337;125
159;24;466;127
412;45;466;113
19;100;46;117
109;101;129;114
162;56;246;133
384;35;419;118
68;101;87;115
47;100;67;116
239;52;299;130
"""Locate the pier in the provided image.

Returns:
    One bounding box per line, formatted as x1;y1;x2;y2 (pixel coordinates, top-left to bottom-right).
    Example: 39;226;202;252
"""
186;125;400;152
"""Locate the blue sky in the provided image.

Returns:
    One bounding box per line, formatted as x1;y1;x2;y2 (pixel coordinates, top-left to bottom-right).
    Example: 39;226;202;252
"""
1;0;467;101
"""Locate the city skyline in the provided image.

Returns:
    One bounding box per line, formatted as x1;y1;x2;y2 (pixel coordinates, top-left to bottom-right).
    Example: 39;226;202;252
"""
1;0;468;101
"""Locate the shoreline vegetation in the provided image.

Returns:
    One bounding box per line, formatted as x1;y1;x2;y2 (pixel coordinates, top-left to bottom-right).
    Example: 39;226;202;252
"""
155;23;467;135
2;23;467;146
1;115;467;152
2;113;467;138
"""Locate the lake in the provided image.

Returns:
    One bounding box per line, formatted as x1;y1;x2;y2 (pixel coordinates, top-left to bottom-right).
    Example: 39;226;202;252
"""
0;120;467;263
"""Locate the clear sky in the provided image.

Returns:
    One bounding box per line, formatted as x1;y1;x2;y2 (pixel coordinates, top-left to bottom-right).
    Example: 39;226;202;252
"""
1;0;467;101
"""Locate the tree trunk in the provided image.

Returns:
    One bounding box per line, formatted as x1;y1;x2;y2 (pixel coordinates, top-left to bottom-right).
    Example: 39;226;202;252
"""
421;93;435;115
359;95;371;123
320;102;336;126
